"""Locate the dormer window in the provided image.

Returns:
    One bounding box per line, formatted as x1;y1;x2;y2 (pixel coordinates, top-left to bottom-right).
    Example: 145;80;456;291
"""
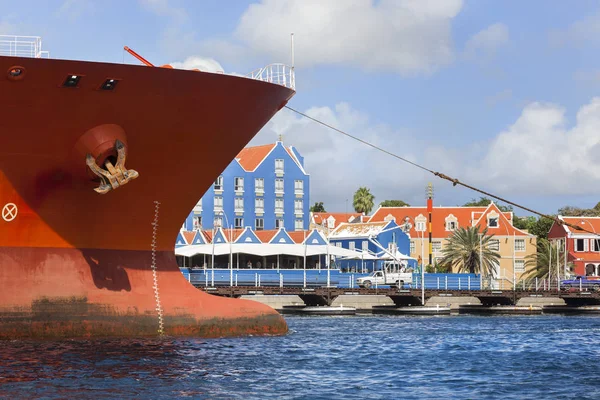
445;214;458;231
415;214;427;232
488;217;498;227
327;216;335;229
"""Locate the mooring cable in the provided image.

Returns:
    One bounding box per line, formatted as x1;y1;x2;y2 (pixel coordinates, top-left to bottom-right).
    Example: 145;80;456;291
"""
284;105;598;236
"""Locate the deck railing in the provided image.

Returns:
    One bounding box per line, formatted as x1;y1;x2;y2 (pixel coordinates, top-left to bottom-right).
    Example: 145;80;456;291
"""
0;35;49;58
246;63;295;90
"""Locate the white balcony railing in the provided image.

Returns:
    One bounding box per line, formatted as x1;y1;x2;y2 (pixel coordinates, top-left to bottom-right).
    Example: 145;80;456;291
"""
246;63;295;90
0;35;49;58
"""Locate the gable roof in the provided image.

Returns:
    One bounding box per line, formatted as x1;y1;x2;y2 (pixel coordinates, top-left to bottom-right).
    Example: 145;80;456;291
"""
254;230;279;243
175;231;188;247
368;203;531;238
235;227;262;244
269;229;295;244
190;230;206;245
288;231;308;244
285;146;307;175
235;143;276;172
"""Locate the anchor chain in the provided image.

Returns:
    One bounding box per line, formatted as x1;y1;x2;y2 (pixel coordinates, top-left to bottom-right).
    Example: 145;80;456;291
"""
86;139;139;194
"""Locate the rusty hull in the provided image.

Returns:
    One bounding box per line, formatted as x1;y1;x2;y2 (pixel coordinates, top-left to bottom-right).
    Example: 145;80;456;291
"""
0;56;293;339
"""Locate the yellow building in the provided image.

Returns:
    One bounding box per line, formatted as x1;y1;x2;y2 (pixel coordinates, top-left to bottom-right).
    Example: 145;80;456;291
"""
369;202;537;288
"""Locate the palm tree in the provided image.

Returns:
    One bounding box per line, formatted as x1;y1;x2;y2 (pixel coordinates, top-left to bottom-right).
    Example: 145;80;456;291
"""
523;238;572;283
439;226;500;276
353;187;375;214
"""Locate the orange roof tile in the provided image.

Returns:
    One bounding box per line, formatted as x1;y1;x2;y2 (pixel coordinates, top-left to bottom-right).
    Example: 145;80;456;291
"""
254;230;278;243
570;252;600;262
313;212;363;229
182;231;196;245
561;217;600;235
235;143;276;172
369;204;531;238
288;231;308;244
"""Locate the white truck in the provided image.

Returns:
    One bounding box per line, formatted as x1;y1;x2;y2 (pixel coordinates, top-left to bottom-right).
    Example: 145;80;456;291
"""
356;270;413;289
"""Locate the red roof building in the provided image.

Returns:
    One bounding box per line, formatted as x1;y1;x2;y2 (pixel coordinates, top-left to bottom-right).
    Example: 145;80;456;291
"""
548;216;600;276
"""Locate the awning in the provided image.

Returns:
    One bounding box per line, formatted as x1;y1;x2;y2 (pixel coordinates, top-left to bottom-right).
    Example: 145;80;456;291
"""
175;243;369;258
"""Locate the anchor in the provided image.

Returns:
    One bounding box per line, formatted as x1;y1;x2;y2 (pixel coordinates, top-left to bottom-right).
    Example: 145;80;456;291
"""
86;139;139;194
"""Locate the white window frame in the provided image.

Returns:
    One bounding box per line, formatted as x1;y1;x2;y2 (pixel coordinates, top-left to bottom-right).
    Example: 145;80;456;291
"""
275;178;284;194
489;239;500;251
214;176;223;191
275;158;284;173
255;218;264;230
214;216;222;228
255;178;264;193
349;241;355;250
432;241;442;252
593;238;600;252
514;259;525;273
294;199;303;215
446;221;457;231
255;198;264;213
295;219;303;230
234;217;243;229
335;242;342;248
193;216;201;230
294;180;304;195
410;240;415;254
234;197;244;213
514;238;525;252
416;221;426;232
362;240;369;251
276;219;284;229
488;217;498;228
275;198;284;214
214;196;223;211
576;238;588;252
234;177;244;192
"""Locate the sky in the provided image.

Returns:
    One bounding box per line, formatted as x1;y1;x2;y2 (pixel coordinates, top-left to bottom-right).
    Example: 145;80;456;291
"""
4;0;600;216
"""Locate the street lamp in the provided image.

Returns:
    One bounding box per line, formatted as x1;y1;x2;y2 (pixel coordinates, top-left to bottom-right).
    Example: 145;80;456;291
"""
216;209;233;286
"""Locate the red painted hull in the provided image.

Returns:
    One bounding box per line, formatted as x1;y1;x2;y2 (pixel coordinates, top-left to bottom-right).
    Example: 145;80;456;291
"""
0;56;294;338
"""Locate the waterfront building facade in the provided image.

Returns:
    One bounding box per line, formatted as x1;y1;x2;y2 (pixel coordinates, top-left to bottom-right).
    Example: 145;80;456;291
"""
310;212;365;233
548;216;600;276
328;220;412;273
183;140;310;232
368;202;537;285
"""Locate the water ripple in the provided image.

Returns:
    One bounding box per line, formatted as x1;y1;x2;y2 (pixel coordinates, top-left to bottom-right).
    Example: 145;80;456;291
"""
1;315;600;399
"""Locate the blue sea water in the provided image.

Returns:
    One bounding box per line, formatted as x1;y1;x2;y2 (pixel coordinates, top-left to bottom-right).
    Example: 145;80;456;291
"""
1;315;600;399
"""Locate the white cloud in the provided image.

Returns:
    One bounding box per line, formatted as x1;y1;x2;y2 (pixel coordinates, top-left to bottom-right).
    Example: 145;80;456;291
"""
229;0;463;74
250;97;600;212
251;103;432;210
473;98;600;196
138;0;187;22
170;56;225;73
549;12;600;48
464;22;509;61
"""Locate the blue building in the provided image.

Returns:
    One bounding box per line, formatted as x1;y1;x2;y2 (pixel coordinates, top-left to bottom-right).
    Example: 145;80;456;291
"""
328;220;414;273
183;140;310;232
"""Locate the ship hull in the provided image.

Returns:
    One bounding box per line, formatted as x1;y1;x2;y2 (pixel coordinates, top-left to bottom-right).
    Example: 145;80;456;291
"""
0;56;294;338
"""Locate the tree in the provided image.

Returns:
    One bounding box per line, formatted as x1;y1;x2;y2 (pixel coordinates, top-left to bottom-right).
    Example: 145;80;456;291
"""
523;238;573;283
463;197;512;213
438;226;501;276
380;200;410;207
513;215;537;231
558;205;600;217
353;187;375;215
310;202;326;213
527;216;555;241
